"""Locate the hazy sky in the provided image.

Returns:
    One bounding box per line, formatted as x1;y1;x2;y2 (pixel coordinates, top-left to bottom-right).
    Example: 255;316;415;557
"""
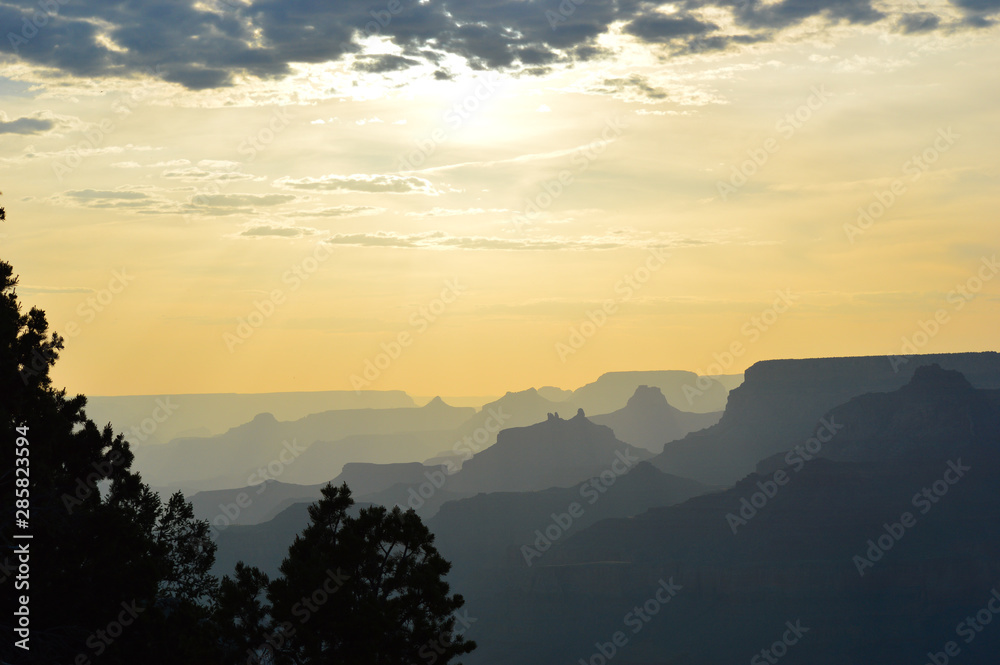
1;0;997;397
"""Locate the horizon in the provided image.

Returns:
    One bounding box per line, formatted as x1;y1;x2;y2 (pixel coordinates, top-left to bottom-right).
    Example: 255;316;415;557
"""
72;349;997;399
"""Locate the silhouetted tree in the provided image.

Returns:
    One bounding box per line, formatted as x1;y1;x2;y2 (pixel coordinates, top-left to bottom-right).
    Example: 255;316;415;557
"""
0;239;218;664
215;562;275;664
257;483;475;665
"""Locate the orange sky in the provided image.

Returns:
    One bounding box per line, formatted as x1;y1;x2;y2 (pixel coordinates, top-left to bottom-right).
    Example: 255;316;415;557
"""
1;8;997;396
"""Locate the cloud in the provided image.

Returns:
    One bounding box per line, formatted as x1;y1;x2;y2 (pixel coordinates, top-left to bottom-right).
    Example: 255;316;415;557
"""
896;12;943;33
300;205;384;217
0;143;160;168
323;230;690;251
597;75;669;102
623;13;718;42
49;187;185;215
182;192;300;217
162;167;259;182
575;73;723;106
353;54;422;73
406;207;510;217
0;0;982;91
194;194;297;207
408;138;628;174
273;173;440;194
17;285;94;295
112;159;192;169
726;0;885;30
64;189;149;200
198;159;241;170
239;224;318;238
0;110;81;136
0;116;55;135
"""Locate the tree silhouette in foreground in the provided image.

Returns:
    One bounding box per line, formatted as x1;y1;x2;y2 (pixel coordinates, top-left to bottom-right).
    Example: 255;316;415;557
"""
1;222;474;663
218;483;476;665
1;240;218;663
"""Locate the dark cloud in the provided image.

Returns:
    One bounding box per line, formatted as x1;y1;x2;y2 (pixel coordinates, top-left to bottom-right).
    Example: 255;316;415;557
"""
572;44;611;61
0;0;982;91
600;75;669;101
353;54;422;73
726;0;885;30
950;0;1000;12
0;116;54;134
674;33;769;55
624;14;718;42
961;14;995;26
896;12;942;33
159;65;235;90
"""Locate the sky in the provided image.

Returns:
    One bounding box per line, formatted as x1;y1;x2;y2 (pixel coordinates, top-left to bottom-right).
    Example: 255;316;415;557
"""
0;0;997;397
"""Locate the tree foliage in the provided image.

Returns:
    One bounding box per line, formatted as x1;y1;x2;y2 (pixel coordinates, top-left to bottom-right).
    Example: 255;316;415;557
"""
1;244;218;664
217;483;476;665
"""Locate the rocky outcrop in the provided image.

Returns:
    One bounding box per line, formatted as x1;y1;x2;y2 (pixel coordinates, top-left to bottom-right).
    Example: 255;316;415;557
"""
651;352;1000;485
